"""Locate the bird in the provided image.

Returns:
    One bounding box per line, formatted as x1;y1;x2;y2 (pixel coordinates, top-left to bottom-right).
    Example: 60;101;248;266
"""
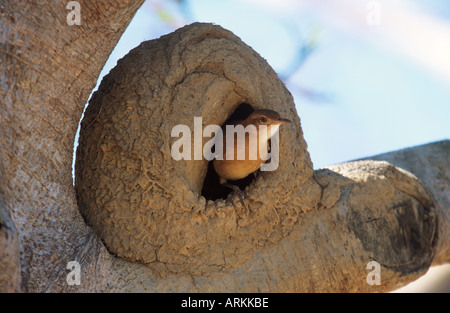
213;109;291;210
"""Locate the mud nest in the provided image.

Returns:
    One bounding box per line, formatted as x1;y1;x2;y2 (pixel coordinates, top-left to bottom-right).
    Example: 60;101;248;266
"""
75;23;321;277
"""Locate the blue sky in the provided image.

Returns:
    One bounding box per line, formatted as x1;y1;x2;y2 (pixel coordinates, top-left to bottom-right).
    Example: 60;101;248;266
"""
84;0;450;169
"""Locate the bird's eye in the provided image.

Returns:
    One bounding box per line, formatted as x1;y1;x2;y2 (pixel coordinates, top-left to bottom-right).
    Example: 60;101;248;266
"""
260;117;267;123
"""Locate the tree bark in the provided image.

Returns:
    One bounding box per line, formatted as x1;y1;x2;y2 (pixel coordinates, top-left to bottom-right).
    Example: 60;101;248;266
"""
0;0;145;292
0;2;448;293
365;141;450;266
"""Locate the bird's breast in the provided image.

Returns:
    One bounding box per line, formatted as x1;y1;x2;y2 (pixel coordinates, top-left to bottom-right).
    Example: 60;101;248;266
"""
213;129;269;181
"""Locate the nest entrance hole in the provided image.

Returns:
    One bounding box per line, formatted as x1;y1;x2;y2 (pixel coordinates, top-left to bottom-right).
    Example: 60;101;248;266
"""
201;103;261;201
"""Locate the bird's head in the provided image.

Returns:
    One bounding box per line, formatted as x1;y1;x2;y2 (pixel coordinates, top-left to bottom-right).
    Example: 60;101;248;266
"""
245;109;292;139
246;109;292;126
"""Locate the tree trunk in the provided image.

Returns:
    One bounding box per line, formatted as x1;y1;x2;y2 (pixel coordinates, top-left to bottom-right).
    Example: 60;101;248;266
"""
1;2;448;293
0;0;145;292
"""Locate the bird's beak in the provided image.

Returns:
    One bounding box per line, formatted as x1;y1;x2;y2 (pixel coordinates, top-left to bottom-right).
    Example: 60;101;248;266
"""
273;117;292;125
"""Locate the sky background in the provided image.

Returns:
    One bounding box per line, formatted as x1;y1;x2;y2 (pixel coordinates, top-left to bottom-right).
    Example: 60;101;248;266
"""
75;0;450;291
89;0;450;170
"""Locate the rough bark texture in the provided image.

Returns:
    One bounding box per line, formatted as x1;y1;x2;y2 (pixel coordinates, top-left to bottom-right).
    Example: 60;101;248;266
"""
0;2;448;293
0;0;146;292
0;199;20;292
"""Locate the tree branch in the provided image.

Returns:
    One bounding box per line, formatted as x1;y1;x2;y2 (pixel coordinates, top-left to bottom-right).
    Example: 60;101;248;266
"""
365;140;450;265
